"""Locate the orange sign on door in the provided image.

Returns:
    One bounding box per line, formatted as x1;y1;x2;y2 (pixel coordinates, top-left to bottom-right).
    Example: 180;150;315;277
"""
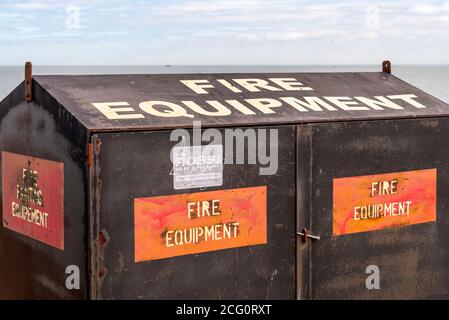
333;169;436;236
134;186;267;262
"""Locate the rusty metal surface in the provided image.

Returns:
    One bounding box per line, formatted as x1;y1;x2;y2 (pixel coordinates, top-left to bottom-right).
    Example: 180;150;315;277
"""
91;126;296;299
33;72;449;132
382;61;391;74
298;117;449;299
25;62;32;102
89;135;103;300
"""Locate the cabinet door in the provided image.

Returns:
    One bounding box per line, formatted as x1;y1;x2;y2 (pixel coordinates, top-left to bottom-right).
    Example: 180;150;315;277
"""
297;118;447;299
91;125;297;299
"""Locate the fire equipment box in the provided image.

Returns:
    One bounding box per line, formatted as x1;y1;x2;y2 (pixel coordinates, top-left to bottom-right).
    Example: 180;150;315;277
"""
1;62;449;299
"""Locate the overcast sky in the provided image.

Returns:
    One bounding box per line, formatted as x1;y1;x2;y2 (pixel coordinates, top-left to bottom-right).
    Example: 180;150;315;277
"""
0;0;449;65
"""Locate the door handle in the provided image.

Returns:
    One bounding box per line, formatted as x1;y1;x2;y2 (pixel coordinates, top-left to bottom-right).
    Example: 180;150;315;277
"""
297;228;320;243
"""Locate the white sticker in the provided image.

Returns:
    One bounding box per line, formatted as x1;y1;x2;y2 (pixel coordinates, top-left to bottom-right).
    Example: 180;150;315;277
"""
173;145;223;190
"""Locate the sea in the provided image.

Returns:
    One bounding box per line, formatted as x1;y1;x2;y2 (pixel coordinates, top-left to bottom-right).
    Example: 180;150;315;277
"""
0;65;448;103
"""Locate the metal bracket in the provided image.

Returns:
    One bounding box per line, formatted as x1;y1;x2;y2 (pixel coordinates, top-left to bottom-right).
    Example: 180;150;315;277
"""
87;143;93;167
382;60;391;74
297;228;320;243
25;61;32;102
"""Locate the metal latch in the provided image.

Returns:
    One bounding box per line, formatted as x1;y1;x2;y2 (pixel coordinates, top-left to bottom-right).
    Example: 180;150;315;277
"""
297;228;320;243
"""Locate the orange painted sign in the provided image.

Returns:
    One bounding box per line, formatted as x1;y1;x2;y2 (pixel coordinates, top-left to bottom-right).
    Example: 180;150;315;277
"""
134;186;267;262
2;151;64;250
333;169;436;236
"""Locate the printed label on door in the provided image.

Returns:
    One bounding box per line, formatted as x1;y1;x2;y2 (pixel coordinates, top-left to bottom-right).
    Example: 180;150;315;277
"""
172;145;223;190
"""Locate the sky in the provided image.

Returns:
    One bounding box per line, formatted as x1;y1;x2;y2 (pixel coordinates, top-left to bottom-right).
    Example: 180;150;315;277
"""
0;0;449;65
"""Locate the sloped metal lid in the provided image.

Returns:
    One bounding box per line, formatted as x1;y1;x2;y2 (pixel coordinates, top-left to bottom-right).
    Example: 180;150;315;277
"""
34;72;449;131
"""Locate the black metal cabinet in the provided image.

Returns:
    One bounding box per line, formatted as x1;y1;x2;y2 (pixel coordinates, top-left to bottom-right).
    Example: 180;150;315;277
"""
1;66;448;299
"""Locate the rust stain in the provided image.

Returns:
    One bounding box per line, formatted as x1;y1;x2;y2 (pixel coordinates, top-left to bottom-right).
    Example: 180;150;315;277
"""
99;230;108;249
25;62;32;102
87;143;93;167
89;135;105;300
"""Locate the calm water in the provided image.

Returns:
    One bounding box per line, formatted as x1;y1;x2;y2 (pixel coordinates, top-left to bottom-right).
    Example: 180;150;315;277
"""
0;65;448;102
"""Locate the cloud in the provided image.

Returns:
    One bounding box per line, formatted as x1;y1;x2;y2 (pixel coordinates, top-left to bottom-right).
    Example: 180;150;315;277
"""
1;0;449;65
161;0;261;13
15;26;40;33
12;2;52;10
409;2;449;15
151;0;347;23
0;11;34;19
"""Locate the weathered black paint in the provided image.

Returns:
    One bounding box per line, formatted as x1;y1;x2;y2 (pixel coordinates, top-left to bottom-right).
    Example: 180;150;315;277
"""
299;118;449;299
90;127;296;299
34;73;449;131
0;84;88;299
0;70;449;299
